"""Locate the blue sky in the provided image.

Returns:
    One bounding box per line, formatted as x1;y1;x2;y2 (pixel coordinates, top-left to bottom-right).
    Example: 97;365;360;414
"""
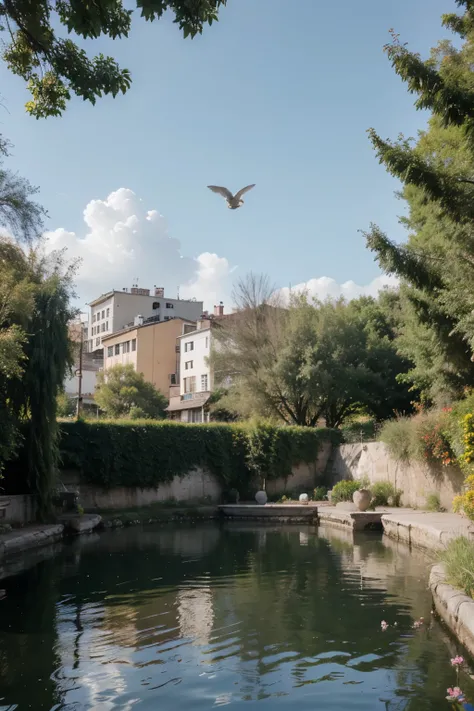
0;0;458;307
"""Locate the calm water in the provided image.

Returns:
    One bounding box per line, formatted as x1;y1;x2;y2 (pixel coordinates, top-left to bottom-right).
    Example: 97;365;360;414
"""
0;523;472;710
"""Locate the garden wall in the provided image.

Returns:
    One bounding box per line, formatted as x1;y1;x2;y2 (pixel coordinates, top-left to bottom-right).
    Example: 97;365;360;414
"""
62;442;332;510
61;468;223;510
330;442;464;510
265;442;332;497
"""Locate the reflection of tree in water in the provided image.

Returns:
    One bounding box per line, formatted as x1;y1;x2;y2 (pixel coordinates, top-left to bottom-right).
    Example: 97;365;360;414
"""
0;557;63;710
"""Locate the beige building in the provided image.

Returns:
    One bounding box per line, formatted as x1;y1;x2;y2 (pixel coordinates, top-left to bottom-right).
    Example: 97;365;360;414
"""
102;318;196;396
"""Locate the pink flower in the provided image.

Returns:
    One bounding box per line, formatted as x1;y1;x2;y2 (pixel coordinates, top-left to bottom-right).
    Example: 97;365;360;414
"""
381;620;389;631
451;656;464;667
446;687;464;701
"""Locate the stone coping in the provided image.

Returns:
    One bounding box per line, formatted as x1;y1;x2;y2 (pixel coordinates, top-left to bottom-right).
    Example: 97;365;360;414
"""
430;564;474;658
381;511;474;551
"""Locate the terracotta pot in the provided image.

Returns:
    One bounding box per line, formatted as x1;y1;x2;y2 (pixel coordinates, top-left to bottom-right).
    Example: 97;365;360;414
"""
353;488;372;512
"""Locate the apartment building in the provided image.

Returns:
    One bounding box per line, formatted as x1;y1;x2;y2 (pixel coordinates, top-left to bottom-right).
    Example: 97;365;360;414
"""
88;285;204;353
102;317;196;396
166;303;226;423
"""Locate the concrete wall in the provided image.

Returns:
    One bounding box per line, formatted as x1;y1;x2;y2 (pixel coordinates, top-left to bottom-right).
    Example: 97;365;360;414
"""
330;441;464;511
62;441;333;510
266;441;333;497
62;468;223;511
0;495;36;524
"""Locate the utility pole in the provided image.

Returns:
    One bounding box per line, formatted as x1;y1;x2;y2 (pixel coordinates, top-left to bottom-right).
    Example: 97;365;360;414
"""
75;320;83;420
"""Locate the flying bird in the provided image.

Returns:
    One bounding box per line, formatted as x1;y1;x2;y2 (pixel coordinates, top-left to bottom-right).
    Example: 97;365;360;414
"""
207;184;255;209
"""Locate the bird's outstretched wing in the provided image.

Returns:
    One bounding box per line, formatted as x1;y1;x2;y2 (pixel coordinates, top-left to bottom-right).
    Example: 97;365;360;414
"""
207;185;233;200
234;184;256;201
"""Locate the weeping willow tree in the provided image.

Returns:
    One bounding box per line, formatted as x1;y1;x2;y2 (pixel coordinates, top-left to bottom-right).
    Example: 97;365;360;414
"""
0;131;78;517
22;262;77;517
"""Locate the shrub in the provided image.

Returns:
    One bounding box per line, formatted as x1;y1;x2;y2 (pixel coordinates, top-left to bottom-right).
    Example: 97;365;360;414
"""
340;420;377;444
331;479;364;504
380;411;454;466
440;537;474;598
313;486;328;501
426;492;443;512
379;417;413;462
370;481;402;507
2;420;339;499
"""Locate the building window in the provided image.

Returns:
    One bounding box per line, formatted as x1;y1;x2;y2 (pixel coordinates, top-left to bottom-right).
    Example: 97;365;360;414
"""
115;344;120;355
92;314;96;323
132;339;136;351
101;310;105;319
185;360;193;370
166;302;174;309
189;408;203;423
96;337;100;346
106;308;110;317
185;341;194;352
201;374;208;391
184;376;196;393
107;346;113;357
101;323;105;332
123;341;130;353
152;302;160;310
205;336;209;348
105;321;109;330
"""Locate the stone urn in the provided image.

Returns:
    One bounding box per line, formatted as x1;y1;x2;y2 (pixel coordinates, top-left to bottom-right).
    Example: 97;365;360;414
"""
353;488;372;512
299;493;309;505
255;490;268;505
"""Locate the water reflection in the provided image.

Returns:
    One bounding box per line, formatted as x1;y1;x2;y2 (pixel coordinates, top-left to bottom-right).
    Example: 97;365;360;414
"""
0;524;471;710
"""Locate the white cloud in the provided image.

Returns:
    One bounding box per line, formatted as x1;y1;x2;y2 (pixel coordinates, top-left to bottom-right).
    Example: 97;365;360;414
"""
44;188;235;310
44;187;397;313
277;274;398;304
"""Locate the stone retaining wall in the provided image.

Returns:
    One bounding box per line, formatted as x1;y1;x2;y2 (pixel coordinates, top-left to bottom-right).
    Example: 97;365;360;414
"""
62;468;223;510
331;441;464;511
430;564;474;658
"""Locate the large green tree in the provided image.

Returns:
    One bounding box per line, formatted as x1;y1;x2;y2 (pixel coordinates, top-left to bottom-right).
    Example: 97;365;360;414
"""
211;275;412;427
365;0;474;404
0;0;226;118
96;363;167;419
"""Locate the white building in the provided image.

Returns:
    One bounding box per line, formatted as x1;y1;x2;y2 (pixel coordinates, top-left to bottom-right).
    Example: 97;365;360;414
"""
166;303;226;423
88;286;204;353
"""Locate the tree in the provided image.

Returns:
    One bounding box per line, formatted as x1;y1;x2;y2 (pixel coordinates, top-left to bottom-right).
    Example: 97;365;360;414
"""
364;1;474;404
211;274;411;427
1;0;227;119
0;137;46;242
0;237;77;516
96;363;167;419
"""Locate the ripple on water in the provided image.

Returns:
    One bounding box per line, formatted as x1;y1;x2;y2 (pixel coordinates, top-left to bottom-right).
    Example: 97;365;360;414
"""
0;525;471;710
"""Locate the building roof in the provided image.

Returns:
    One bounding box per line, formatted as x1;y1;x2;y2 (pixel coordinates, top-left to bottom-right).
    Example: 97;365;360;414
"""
88;290;203;308
165;393;210;412
101;317;196;343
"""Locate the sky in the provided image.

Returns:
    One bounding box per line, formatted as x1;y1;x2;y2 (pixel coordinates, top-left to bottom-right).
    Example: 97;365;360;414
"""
0;0;459;310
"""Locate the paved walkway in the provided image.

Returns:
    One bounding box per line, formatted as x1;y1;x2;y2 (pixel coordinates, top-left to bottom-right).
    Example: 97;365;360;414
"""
380;509;474;550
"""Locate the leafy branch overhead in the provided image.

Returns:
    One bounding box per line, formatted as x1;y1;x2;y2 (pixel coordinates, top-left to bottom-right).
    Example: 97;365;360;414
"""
0;0;227;118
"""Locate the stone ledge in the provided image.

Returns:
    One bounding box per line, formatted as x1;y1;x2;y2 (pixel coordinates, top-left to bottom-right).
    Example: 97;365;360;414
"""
317;507;383;531
59;514;102;535
430;564;474;657
0;524;64;559
381;512;474;551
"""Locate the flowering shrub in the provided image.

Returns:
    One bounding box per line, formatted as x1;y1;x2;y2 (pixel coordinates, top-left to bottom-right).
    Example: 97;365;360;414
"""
452;415;474;520
417;414;454;466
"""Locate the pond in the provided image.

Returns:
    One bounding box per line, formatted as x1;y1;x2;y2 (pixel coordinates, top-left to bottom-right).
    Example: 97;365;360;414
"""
0;523;472;710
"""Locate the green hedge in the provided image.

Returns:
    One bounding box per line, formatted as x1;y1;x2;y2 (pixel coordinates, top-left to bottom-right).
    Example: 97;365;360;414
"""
55;420;340;495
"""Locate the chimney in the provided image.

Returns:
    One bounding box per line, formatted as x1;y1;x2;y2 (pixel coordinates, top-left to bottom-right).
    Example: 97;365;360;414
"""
154;286;165;297
134;314;144;327
214;302;224;317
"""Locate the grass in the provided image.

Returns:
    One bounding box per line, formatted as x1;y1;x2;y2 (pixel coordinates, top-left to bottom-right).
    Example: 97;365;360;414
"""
440;537;474;597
